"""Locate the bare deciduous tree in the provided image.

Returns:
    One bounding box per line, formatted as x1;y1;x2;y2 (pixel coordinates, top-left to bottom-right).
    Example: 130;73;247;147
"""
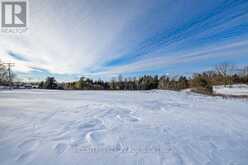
215;63;235;86
215;63;235;76
242;66;248;76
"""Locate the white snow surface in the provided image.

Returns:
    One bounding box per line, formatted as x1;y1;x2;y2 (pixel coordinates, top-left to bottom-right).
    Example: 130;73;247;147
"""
0;90;248;165
213;84;248;96
0;86;9;90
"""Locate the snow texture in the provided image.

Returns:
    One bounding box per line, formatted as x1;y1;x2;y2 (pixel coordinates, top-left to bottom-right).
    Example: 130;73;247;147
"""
214;84;248;96
0;90;248;165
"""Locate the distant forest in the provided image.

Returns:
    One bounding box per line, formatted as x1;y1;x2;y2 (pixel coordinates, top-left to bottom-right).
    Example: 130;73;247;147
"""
36;63;248;94
1;62;248;94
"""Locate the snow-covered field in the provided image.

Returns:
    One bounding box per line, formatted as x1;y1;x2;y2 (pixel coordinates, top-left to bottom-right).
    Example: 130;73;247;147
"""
214;84;248;96
0;90;248;165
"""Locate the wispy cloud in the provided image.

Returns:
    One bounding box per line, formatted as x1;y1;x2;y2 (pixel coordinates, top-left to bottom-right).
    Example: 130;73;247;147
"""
0;0;247;80
93;39;248;76
8;51;30;62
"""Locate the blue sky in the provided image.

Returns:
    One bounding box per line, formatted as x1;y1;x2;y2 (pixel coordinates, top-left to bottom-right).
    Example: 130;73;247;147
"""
0;0;248;81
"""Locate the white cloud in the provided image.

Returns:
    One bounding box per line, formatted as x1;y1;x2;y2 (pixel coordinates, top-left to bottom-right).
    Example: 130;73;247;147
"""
0;0;247;80
94;39;248;76
0;0;152;74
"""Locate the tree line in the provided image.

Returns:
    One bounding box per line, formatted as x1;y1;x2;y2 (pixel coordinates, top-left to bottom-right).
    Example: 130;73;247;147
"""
0;63;10;85
38;63;248;94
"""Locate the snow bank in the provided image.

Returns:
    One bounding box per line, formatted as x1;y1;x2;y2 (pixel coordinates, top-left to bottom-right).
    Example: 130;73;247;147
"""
213;84;248;96
0;86;9;90
0;90;248;165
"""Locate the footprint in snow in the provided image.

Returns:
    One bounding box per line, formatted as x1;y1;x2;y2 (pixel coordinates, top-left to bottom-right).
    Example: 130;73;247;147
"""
54;143;67;155
86;131;106;146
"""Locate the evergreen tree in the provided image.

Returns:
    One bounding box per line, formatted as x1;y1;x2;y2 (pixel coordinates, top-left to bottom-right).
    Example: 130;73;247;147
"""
43;77;57;89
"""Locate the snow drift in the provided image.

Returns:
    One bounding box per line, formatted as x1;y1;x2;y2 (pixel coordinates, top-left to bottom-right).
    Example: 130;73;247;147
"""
0;90;248;165
213;84;248;96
